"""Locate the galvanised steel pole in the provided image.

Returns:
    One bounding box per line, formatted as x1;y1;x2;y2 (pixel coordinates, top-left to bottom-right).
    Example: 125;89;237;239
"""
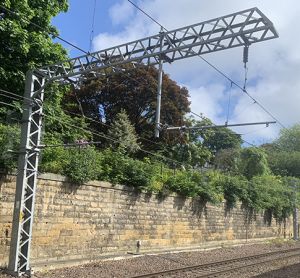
154;27;164;138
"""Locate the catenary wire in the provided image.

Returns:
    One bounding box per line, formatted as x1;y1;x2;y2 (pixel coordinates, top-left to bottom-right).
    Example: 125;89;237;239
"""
0;91;277;174
231;100;256;120
62;109;164;149
89;0;97;52
126;0;286;129
0;89;260;148
42;114;193;168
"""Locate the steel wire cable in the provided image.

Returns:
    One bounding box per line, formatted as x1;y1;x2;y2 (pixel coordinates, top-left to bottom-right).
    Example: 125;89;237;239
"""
89;0;97;52
126;0;286;129
0;89;260;149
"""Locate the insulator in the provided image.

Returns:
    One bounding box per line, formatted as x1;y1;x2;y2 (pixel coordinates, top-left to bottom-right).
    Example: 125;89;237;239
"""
243;45;249;64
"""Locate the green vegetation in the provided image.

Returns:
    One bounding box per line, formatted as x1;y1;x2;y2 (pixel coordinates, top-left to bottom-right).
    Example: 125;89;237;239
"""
0;0;68;97
107;109;140;154
0;123;20;171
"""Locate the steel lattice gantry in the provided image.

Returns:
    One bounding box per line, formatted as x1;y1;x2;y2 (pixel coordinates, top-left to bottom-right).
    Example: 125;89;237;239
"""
8;7;278;276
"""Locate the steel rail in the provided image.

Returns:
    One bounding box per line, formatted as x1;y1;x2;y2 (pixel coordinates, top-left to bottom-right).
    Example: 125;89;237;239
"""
131;247;300;278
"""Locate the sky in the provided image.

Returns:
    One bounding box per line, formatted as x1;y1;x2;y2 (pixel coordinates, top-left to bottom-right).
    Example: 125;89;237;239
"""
52;0;300;145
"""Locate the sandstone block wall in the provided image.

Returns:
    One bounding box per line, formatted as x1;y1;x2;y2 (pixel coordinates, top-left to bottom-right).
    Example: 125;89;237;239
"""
0;174;292;268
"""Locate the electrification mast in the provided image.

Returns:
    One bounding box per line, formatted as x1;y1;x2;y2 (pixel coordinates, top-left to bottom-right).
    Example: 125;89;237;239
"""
8;7;278;276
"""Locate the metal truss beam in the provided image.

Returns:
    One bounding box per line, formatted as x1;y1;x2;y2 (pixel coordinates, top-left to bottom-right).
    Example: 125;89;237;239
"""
35;7;278;83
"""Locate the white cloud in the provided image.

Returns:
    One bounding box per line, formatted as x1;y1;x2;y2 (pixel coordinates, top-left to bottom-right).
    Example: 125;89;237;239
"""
187;83;227;123
108;0;135;26
92;0;300;144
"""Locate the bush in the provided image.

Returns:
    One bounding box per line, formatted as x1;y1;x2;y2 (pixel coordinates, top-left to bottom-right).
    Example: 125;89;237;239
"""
248;175;293;220
63;147;101;184
99;149;127;184
122;158;156;188
164;170;224;203
216;174;248;208
40;135;68;174
239;148;270;179
202;171;225;204
99;149;158;189
165;171;199;197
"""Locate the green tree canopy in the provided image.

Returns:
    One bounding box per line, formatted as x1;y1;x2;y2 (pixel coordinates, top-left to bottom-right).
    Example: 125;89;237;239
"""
262;124;300;178
107;109;140;154
0;1;93;147
213;148;240;173
187;117;242;153
275;123;300;152
239;147;270;180
63;65;190;150
0;0;68;97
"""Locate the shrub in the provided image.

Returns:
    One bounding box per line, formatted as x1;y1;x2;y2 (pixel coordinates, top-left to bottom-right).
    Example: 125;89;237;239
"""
165;171;199;197
239;148;270;179
249;175;293;220
122;158;156;188
99;149;158;189
164;170;224;203
217;174;248;209
63;147;101;184
99;149;127;184
40;135;68;174
202;171;224;204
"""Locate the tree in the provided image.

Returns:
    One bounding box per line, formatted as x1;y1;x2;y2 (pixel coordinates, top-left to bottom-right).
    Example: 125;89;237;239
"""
262;143;300;178
166;129;212;168
0;1;92;147
262;124;300;178
213;148;240;173
107;109;140;154
187;116;242;153
63;65;190;149
239;147;270;180
276;123;300;152
268;151;300;178
0;1;68;100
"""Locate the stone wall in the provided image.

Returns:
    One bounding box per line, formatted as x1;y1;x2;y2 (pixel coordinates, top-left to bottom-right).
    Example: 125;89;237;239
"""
0;174;292;268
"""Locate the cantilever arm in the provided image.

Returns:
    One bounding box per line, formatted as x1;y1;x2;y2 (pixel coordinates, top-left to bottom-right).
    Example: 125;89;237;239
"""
36;7;278;82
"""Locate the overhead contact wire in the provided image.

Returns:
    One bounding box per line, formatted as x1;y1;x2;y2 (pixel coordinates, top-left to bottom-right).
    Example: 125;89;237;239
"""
126;0;286;129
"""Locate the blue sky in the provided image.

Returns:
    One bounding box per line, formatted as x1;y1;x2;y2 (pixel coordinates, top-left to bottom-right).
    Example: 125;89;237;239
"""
52;0;300;145
52;0;117;56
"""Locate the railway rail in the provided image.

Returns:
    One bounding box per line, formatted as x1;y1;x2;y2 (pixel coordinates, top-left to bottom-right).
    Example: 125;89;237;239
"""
131;247;300;278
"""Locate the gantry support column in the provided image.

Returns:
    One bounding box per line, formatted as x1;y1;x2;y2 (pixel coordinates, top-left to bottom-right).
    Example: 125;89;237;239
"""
8;71;45;276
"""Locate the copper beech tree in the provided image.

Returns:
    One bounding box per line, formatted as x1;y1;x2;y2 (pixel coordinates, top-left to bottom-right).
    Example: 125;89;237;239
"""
64;65;190;150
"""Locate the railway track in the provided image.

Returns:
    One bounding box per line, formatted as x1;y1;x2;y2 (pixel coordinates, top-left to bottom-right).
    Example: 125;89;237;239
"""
131;247;300;278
